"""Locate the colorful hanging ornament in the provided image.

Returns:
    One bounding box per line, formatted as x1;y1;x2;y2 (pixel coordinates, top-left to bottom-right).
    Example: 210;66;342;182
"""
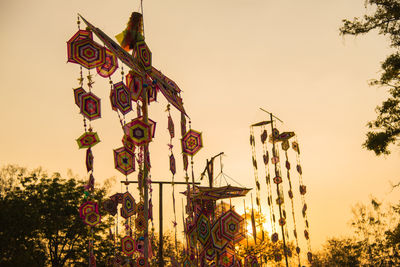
80;92;101;120
169;154;176;175
79;201;99;219
83;211;101;227
113;147;135;175
196;213;211;246
181;129;203;156
122;134;136;154
121;236;135;256
123;117;153;146
210;219;228;250
219;248;235;267
135;41;152;71
121;191;136;217
96;48;118;78
67;29;93;64
220;209;245;243
73;87;87;108
70;38;106;69
86;147;94;172
113;81;132;115
102;199;117;216
126;71;143;102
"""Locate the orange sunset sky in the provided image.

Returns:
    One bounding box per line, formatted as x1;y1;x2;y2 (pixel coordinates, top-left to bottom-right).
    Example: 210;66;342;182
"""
1;0;400;255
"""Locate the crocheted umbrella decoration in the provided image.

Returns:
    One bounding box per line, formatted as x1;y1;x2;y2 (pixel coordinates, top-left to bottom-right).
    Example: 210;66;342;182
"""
136;41;152;72
219;249;235;267
123;117;152;146
67;29;93;64
220;209;244;243
196;213;211;246
122;191;136;217
113;81;132;115
76;131;100;149
102;199;117;216
70;38;106;69
181;129;203;156
80;92;101;120
79;201;98;219
121;236;135;256
96;48;118;78
126;71;143;102
73;87;86;108
86;147;94;172
211;219;228;250
181;185;250;201
113;147;135;175
83;211;101;227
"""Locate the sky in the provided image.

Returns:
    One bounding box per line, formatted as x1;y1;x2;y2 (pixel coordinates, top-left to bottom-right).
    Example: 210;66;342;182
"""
1;0;400;257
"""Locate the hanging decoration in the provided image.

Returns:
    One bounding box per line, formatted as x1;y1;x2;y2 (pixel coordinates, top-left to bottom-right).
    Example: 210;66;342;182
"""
180;154;251;266
250;111;313;266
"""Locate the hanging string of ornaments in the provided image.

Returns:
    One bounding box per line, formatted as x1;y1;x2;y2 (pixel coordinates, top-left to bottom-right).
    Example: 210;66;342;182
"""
250;113;313;266
66;8;203;266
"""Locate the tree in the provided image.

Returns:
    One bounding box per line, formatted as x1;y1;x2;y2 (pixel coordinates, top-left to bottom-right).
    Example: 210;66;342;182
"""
340;0;400;155
0;165;114;266
312;198;400;266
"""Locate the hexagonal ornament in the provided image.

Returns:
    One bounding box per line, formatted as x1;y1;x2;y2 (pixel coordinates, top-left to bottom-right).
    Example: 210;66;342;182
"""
121;236;135;256
197;213;211;246
79;201;98;219
80;92;101;120
135;41;152;72
181;129;203;156
76;131;100;149
71;38;106;69
113;81;132;115
122;191;136;217
113;147;135;175
84;211;101;227
123;117;152;146
220;209;244;243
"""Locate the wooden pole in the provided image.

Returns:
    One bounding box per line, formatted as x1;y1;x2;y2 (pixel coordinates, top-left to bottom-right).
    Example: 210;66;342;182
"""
159;182;163;267
269;112;289;267
142;87;150;266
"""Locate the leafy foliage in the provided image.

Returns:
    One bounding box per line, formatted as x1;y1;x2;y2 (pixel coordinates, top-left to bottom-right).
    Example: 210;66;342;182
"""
340;0;400;155
312;198;400;266
0;165;113;266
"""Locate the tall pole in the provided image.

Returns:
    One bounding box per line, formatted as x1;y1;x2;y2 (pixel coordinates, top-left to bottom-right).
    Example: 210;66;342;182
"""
142;86;150;266
269;112;289;267
159;183;163;267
